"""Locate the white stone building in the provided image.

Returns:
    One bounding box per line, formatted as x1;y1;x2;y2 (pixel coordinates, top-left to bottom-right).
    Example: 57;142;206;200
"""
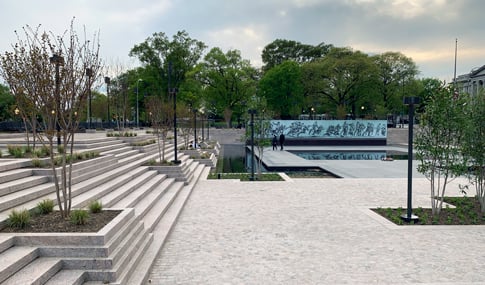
454;65;485;95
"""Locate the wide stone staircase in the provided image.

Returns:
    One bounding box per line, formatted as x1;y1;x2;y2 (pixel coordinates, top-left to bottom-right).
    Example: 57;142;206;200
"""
0;133;216;284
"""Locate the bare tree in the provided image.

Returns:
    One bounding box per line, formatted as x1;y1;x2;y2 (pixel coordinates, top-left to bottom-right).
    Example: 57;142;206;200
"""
147;96;173;163
0;21;102;218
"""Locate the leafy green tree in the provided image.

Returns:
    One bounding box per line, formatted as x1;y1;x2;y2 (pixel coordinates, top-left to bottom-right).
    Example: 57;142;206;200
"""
262;39;332;71
0;84;15;121
129;30;206;93
461;90;485;212
372;52;419;114
415;83;467;216
259;60;303;119
196;47;258;127
301;47;376;118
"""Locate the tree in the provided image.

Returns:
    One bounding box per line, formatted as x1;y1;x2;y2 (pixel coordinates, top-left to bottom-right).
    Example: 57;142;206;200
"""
259;60;303;119
262;39;332;71
129;30;206;93
415;83;467;216
461;90;485;213
372;52;419;114
0;84;15;121
0;22;102;218
146;95;173;163
196;47;258;127
301;47;376;118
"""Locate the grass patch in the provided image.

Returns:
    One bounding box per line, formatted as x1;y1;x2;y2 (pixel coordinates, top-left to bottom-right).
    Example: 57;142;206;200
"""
372;196;485;225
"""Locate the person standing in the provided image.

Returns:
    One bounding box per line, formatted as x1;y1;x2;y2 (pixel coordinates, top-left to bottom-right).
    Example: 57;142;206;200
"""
272;135;278;150
279;133;285;150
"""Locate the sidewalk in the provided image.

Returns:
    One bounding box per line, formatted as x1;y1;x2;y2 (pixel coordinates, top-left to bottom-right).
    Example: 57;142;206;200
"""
148;176;485;284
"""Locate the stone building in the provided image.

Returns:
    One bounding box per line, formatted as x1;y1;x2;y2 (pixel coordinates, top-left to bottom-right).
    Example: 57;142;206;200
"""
454;65;485;95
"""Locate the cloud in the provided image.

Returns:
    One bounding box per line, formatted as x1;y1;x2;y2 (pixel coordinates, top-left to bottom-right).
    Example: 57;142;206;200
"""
0;0;484;82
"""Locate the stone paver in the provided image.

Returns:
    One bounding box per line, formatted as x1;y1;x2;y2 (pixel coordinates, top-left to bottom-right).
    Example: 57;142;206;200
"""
148;176;485;284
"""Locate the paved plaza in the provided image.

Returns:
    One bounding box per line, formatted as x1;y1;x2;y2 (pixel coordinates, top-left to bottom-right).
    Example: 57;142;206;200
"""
147;129;485;284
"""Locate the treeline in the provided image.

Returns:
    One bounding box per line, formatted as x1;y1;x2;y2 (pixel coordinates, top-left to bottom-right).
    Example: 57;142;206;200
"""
1;30;445;126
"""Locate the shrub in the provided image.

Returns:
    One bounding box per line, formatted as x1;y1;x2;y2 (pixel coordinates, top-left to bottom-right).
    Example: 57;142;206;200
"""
37;199;55;214
23;146;32;154
41;145;51;156
7;209;30;228
147;158;157;166
7;145;24;158
70;209;89;225
57;145;65;154
31;158;43;168
89;200;103;213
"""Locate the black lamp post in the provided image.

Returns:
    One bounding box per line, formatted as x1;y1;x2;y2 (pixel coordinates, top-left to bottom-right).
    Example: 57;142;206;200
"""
86;68;93;129
169;62;181;164
136;78;142;128
248;109;257;181
401;96;420;223
193;108;198;148
104;77;110;128
50;54;64;146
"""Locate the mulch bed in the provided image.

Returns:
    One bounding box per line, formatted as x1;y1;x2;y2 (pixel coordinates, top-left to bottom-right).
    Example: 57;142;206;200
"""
1;210;121;233
373;196;485;225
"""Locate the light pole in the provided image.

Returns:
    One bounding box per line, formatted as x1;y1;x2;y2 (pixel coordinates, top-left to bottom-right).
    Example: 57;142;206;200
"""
86;68;93;130
169;62;181;164
50;54;64;147
248;109;257;181
401;96;420;223
136;78;142;128
193;108;198;148
200;109;205;142
104;77;111;128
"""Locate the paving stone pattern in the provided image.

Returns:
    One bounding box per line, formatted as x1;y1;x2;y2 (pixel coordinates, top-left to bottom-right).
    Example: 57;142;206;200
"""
148;177;485;284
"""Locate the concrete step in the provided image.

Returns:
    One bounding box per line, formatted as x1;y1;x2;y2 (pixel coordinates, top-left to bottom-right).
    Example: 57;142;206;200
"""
0;246;39;283
0;168;33;184
43;269;86;285
100;171;164;208
142;181;184;232
83;228;153;283
101;232;153;285
0;175;50;197
0;236;15;254
1;257;62;285
69;167;150;209
100;146;133;157
112;176;173;211
126;165;209;285
0;181;55;213
73;139;123;149
113;149;140;160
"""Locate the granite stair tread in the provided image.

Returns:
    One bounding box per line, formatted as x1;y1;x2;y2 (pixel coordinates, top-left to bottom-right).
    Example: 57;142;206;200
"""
0;175;50;197
1;257;62;285
0;168;33;184
0;246;39;283
69;167;149;209
100;172;165;208
43;269;86;285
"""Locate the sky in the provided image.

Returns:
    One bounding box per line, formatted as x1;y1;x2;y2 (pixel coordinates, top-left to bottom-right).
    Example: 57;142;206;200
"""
1;0;484;83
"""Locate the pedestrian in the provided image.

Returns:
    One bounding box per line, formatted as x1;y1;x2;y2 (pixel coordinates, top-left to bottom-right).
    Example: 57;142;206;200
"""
279;133;285;150
272;135;278;150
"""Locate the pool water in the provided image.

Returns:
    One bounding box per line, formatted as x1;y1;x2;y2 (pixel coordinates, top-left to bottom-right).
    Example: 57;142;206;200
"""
290;151;387;160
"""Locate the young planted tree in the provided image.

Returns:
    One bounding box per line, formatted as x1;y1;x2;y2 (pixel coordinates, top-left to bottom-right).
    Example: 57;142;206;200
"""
0;22;102;218
462;90;485;212
147;96;173;163
415;84;467;216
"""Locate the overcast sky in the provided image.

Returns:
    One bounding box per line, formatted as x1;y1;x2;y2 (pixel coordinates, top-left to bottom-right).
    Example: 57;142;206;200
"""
1;0;484;83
